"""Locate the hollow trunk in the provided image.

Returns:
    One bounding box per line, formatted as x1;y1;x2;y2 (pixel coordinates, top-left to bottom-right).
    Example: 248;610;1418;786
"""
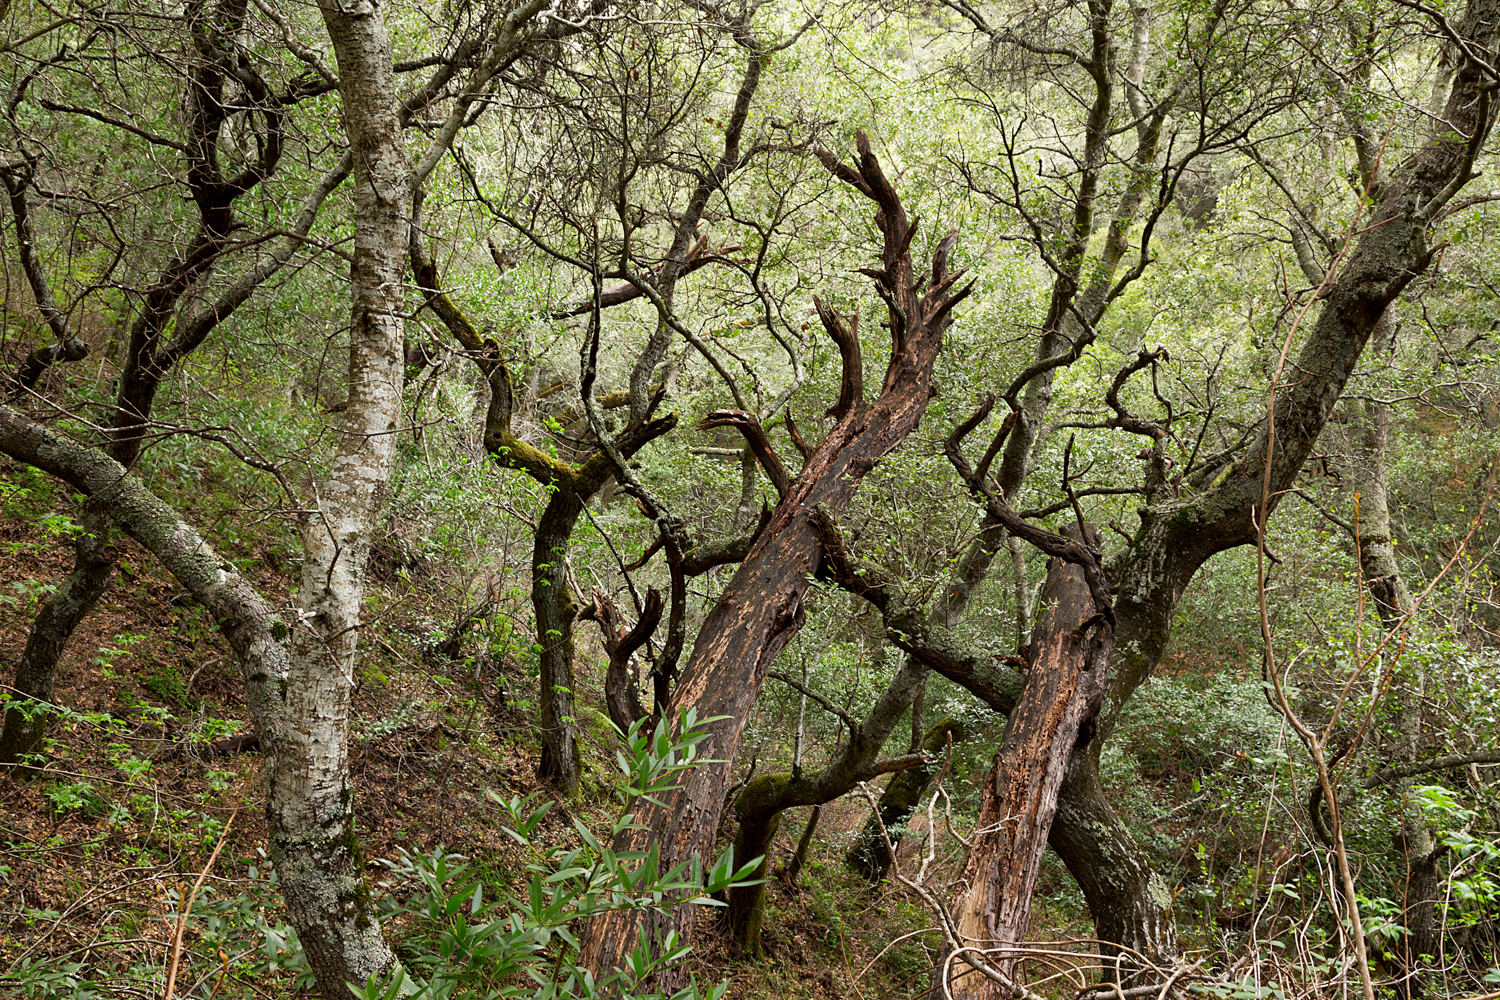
938;524;1111;1000
534;490;585;797
847;717;966;883
0;524;114;768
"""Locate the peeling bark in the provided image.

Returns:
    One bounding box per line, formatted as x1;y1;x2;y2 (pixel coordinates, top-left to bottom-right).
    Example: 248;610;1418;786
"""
580;133;971;983
940;525;1111;999
1049;745;1178;962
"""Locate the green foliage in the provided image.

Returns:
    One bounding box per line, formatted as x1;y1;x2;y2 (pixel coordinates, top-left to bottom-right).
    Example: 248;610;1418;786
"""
349;711;760;1000
141;662;199;710
1419;784;1500;934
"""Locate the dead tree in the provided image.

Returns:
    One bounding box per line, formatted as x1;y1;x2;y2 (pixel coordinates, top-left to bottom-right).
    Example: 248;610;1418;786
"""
578;130;972;981
410;3;795;796
941;527;1110;998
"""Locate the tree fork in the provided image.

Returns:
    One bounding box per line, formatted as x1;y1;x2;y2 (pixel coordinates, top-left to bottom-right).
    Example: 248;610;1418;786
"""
579;131;971;984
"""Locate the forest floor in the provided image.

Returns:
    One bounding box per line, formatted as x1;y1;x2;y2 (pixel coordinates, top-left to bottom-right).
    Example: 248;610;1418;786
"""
0;497;1093;998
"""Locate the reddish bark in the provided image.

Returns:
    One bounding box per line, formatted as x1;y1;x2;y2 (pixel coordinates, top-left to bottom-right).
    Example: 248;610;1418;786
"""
940;524;1111;999
578;132;970;983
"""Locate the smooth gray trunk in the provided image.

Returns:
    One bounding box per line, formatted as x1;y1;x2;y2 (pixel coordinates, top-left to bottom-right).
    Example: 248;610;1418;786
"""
265;4;415;994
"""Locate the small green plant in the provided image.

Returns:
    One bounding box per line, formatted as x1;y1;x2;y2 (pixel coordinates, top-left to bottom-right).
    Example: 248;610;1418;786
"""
93;632;146;678
44;780;109;821
142;662;198;709
0;577;57;610
354;709;760;1000
1417;784;1500;939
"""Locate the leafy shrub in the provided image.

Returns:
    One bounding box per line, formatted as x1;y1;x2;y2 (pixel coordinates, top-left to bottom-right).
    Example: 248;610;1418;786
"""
355;708;759;999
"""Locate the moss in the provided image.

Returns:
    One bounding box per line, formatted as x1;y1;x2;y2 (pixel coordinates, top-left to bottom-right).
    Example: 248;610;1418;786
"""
142;663;199;710
734;771;793;820
728;808;782;958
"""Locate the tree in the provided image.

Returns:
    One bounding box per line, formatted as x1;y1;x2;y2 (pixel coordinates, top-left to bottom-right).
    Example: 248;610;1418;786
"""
409;0;796;795
798;0;1500;973
580;130;972;980
0;0;300;765
0;0;571;994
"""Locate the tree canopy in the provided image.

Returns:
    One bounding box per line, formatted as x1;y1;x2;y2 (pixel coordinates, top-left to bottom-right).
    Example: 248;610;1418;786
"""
1;1;1499;999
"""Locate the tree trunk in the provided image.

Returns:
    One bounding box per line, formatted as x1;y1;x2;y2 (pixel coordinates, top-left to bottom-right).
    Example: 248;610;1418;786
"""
581;455;929;978
939;525;1111;999
411;203;678;798
1341;318;1436;989
0;405;291;796
581;587;658;737
723;647;931;956
267;4;412;994
579;133;969;983
0;523;114;768
788;805;820;886
535;491;585;796
1049;746;1178;968
847;717;966;883
0;0;290;774
726;775;785;958
1044;21;1500;959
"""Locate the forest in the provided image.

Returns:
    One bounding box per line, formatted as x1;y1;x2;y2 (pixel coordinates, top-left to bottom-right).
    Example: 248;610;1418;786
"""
0;0;1498;998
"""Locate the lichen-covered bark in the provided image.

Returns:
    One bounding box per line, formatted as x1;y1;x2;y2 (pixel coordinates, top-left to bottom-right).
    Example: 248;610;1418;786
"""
1048;745;1178;962
534;490;585;796
0;405;289;766
1053;6;1500;959
268;3;413;993
0;0;296;773
726;775;785;958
